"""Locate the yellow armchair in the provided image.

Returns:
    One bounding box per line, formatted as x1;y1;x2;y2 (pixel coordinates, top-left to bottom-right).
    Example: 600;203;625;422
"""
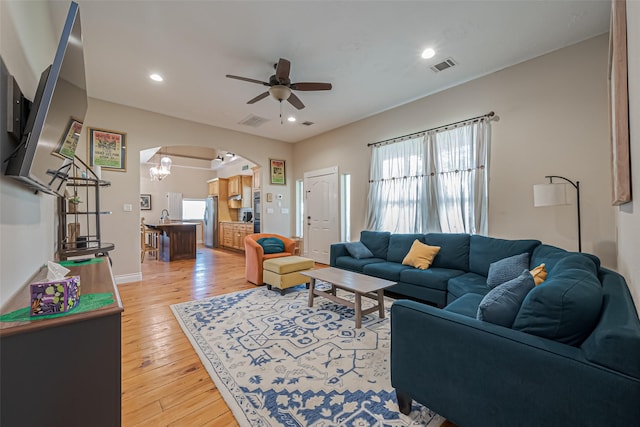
245;233;295;285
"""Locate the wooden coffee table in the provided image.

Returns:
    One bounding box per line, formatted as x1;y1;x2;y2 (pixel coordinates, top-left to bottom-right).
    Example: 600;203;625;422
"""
301;267;396;328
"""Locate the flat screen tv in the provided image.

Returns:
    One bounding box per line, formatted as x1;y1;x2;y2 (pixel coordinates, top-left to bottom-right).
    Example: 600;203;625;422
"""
4;1;87;197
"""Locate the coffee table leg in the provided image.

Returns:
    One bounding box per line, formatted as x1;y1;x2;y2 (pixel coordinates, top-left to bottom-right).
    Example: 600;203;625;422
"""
377;290;385;319
355;292;362;329
308;278;316;307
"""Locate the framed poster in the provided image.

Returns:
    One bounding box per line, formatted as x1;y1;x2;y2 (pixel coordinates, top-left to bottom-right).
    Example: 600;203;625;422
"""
270;159;286;185
88;127;127;172
53;118;83;159
140;194;151;210
609;0;631;205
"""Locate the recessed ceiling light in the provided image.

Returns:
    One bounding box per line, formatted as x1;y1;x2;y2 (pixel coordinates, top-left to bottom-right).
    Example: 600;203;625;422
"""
149;73;164;82
421;48;436;59
287;116;296;122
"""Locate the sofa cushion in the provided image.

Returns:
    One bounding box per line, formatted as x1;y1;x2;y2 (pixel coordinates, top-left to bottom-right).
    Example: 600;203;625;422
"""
443;293;484;318
334;256;385;273
469;235;540;277
256;237;285;254
530;244;601;273
402;240;440;270
400;267;465;292
363;261;410;282
477;270;535;327
360;231;391;260
551;254;598;276
425;233;470;271
344;241;374;259
387;234;425;263
513;268;603;346
486;253;530;288
447;272;490;302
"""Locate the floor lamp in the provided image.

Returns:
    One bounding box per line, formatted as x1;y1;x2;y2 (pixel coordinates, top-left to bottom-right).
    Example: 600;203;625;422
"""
533;175;581;252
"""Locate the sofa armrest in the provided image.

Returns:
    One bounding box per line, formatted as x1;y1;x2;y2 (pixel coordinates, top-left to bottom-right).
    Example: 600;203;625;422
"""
330;243;349;266
390;300;640;427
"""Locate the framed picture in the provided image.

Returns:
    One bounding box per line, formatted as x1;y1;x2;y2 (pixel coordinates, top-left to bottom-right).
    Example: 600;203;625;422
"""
270;159;286;185
53;118;83;159
140;194;151;210
609;0;631;205
88;127;127;172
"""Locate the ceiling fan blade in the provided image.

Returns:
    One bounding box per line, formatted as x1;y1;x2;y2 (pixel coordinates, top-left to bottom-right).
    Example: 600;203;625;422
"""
275;58;291;82
287;92;305;110
226;74;269;86
290;82;332;91
247;91;270;104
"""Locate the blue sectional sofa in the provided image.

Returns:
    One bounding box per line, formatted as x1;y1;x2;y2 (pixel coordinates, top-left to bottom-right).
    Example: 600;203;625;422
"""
329;231;640;426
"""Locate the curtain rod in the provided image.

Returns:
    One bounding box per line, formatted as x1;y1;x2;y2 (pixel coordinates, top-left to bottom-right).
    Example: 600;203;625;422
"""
367;111;495;147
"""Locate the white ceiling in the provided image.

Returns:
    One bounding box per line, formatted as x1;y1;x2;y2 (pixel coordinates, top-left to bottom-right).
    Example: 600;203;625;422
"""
50;0;610;144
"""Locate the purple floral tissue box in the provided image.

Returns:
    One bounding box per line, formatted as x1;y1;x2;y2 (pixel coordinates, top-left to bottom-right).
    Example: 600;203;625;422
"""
30;276;81;316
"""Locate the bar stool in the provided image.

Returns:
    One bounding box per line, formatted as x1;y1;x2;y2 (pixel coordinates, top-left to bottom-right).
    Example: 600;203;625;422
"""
141;217;161;261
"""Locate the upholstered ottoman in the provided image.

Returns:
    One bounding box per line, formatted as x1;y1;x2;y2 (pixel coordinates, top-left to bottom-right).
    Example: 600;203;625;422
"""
263;256;314;295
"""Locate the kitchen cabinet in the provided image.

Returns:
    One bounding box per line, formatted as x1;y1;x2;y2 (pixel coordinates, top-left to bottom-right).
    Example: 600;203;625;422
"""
228;175;241;196
252;167;261;191
219;221;253;251
228;176;253;209
208;177;228;197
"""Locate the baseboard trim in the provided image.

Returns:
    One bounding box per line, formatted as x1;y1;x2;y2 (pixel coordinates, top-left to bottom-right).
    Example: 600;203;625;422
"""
115;273;142;285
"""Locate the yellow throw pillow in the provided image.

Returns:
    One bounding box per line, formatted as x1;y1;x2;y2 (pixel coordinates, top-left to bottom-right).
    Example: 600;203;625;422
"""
402;240;441;270
530;263;548;285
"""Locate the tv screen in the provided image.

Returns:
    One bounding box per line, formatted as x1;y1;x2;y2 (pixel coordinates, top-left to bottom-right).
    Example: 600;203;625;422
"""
4;1;87;197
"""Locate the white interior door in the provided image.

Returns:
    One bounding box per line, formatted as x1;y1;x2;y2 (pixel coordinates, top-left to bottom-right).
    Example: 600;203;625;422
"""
304;166;339;264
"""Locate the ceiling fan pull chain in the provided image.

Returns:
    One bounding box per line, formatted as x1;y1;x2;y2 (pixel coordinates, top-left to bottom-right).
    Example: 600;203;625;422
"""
280;101;283;125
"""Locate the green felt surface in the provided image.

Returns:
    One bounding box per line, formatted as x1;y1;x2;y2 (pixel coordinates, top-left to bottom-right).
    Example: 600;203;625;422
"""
58;257;104;267
0;293;114;322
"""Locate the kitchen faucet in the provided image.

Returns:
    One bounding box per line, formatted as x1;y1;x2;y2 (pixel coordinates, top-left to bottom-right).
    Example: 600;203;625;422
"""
160;209;170;223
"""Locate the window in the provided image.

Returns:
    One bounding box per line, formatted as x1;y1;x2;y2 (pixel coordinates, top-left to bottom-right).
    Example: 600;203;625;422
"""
182;198;206;220
366;119;490;235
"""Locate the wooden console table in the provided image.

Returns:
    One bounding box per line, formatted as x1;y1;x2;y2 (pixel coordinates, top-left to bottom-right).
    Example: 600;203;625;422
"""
149;222;197;261
0;258;123;426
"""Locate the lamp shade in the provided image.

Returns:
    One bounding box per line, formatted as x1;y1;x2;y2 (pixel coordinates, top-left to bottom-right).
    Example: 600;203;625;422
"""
533;183;568;207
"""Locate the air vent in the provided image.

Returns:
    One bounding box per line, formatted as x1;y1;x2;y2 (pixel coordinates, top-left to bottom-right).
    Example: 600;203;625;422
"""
430;58;457;73
301;121;315;126
238;114;269;128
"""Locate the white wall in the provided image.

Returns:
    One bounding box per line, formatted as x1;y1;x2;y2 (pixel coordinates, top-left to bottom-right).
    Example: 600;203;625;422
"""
0;1;63;305
617;1;640;310
293;34;617;268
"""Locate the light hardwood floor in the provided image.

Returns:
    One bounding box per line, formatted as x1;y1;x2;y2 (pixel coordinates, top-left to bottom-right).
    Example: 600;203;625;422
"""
120;246;455;427
120;246;251;426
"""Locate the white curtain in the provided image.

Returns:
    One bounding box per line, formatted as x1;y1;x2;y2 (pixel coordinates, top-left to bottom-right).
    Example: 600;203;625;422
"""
366;119;489;235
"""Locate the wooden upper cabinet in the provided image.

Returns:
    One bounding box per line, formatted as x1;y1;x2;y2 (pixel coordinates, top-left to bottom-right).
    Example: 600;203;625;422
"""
228;176;242;196
252;167;261;191
207;177;228;197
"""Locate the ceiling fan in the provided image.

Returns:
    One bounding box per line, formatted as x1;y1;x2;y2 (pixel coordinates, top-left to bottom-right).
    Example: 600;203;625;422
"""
226;58;332;110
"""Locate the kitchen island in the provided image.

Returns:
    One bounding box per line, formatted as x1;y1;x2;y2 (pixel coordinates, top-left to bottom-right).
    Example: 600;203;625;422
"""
148;222;197;261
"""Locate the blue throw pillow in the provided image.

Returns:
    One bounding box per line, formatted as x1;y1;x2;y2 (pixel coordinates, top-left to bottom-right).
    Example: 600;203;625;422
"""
256;237;285;254
477;270;535;328
344;241;374;259
486;252;530;288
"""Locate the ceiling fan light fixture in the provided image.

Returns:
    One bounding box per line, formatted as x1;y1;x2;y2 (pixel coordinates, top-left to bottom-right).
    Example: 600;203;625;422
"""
287;116;296;122
269;85;291;102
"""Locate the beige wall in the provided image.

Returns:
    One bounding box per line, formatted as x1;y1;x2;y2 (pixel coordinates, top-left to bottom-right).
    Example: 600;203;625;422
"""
84;99;294;281
617;1;640;309
293;34;617;268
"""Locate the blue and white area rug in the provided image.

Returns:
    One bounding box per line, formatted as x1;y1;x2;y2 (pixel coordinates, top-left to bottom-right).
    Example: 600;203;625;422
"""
171;286;446;426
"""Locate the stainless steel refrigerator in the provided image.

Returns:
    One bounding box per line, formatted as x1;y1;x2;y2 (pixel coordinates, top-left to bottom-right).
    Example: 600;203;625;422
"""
204;196;218;248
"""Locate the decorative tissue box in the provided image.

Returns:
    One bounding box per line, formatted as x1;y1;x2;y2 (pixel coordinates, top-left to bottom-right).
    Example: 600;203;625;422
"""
30;276;81;317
